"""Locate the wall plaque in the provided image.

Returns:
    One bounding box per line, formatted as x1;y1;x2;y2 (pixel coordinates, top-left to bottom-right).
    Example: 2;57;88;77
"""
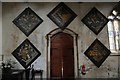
84;39;111;68
12;39;41;69
81;7;109;35
13;7;43;37
47;2;77;30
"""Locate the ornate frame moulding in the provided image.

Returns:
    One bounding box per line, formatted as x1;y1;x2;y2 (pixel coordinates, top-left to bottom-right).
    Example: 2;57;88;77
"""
81;7;109;35
13;7;43;37
84;39;111;68
11;39;41;69
47;2;77;30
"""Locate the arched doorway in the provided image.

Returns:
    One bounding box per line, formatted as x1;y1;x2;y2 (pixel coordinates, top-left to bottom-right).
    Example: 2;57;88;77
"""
50;32;74;79
46;28;78;78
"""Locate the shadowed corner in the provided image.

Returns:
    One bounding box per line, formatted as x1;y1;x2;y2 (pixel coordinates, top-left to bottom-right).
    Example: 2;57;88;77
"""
118;56;120;78
0;69;1;80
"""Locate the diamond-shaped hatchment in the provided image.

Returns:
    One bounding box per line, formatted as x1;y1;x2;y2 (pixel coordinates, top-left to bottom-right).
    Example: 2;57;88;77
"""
13;7;43;37
81;7;109;35
11;39;41;69
47;2;77;30
84;39;111;68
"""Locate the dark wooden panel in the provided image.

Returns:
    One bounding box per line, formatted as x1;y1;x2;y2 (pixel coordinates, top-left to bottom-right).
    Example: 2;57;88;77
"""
62;48;74;78
50;32;74;78
51;32;73;48
50;48;62;77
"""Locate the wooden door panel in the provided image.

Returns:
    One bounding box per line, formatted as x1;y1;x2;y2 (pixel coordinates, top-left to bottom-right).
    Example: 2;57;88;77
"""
62;48;74;77
51;48;62;77
50;32;74;78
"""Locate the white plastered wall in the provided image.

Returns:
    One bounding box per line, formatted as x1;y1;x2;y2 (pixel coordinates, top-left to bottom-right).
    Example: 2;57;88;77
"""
0;1;2;80
2;2;119;78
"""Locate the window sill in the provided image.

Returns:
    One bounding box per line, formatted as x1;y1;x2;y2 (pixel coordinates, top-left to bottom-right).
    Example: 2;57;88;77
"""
110;50;120;56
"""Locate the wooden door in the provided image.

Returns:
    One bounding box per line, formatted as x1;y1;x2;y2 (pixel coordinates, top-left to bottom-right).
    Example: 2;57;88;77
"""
50;32;74;79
